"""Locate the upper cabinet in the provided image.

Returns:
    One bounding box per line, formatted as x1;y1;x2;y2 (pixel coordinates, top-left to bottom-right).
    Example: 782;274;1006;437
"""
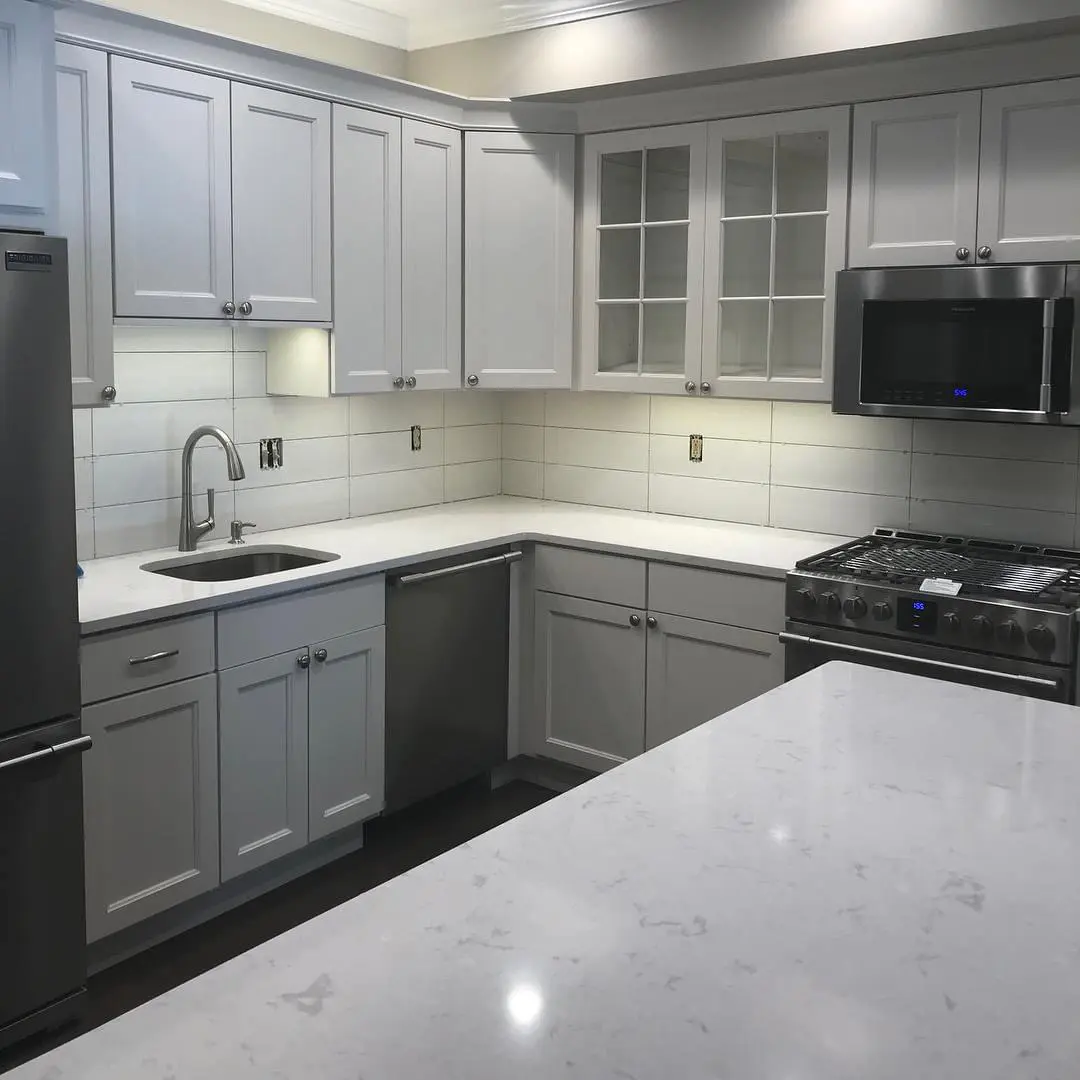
580;124;707;394
111;57;331;323
851;80;1080;268
464;131;575;390
56;44;114;407
0;0;54;227
849;92;981;268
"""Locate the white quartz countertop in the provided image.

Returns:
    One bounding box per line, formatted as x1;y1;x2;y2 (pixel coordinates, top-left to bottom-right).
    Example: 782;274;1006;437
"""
13;662;1080;1079
77;497;846;632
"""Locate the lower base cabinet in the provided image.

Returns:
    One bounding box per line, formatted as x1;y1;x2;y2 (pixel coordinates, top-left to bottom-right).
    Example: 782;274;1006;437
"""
82;674;219;943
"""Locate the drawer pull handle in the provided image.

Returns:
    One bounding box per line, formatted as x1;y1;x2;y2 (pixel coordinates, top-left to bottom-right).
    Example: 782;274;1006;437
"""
128;649;180;667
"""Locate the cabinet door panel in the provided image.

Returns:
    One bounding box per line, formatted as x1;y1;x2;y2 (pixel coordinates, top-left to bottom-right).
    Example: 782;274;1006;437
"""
111;57;233;318
403;119;462;390
232;84;332;322
82;675;219;942
464;131;574;389
849;92;981;268
56;44;113;407
309;627;385;840
219;651;308;881
978;79;1080;264
331;104;401;393
532;592;646;771
645;614;782;751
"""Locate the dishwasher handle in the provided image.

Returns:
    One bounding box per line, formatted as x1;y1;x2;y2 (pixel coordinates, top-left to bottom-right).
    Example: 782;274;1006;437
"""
393;550;523;587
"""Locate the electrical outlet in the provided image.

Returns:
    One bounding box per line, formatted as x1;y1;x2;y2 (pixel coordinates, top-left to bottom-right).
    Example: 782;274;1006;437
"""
411;425;422;452
689;434;703;463
260;437;284;469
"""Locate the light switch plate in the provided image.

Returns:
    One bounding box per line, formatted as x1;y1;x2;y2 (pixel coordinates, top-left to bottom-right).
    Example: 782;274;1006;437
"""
411;425;422;452
260;437;283;469
690;434;703;463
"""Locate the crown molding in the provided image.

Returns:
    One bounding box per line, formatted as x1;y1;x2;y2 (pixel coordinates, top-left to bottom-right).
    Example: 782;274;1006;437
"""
221;0;409;49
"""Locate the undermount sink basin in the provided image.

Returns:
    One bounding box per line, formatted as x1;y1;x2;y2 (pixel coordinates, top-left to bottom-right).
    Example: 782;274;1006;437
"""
141;545;340;582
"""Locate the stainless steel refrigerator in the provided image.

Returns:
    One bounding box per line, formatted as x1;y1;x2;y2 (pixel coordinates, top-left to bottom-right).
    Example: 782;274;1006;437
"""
0;234;89;1052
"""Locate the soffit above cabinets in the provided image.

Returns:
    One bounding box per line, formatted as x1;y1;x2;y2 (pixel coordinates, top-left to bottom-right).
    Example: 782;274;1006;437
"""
217;0;682;50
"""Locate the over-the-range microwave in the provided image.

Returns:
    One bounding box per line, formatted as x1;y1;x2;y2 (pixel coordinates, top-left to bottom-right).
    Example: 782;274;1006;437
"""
833;264;1080;425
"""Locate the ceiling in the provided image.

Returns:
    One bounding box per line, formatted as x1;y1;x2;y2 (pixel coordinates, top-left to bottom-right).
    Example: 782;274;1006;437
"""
218;0;681;50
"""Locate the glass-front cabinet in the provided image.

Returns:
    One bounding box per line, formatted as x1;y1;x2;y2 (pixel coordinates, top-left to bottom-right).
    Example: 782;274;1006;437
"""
580;108;849;399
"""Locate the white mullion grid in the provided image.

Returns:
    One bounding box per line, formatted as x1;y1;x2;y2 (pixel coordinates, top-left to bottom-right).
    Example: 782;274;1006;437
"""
637;148;647;374
765;132;779;382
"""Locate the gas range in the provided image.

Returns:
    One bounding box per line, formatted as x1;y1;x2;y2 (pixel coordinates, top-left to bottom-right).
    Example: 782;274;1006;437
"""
786;527;1080;669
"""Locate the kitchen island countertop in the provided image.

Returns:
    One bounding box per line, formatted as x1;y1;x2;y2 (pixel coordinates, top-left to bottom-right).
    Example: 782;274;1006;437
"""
11;662;1080;1079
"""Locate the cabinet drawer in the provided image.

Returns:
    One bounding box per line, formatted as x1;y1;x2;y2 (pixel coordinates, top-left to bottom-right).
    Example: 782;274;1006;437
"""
81;614;216;705
648;562;784;634
217;576;384;670
534;544;646;607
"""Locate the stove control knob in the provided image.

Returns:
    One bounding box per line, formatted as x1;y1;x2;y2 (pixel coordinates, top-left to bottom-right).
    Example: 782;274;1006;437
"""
1027;624;1057;653
997;619;1025;646
794;587;817;613
843;596;868;620
971;615;994;642
872;601;893;621
942;611;962;634
820;591;841;615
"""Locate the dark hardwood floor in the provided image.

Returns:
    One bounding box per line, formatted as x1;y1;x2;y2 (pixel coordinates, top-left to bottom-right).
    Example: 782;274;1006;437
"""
0;779;555;1075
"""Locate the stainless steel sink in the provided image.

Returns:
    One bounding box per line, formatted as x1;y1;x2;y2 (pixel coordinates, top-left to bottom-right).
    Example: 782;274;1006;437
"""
142;545;340;582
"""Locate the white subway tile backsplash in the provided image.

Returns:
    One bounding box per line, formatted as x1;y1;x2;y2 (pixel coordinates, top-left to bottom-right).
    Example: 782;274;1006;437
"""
544;464;649;511
650;435;770;483
349;391;443;434
913;420;1080;463
769;487;907;536
233;352;268;398
773;402;912;451
650;397;771;441
445;391;501;427
93;446;233;508
93;400;234;456
545;427;650;472
649;474;769;525
910;499;1076;548
94;492;235;558
73;457;93;511
445;424;500;465
350;429;444;475
911;454;1077;514
235;478;349;532
545;391;650;433
112;352;233;403
502;424;544;462
234;396;348;443
236;437;348;490
446;460;501;502
75;509;94;562
350;467;444;516
502;459;543;499
72;410;92;458
771;444;911;497
501;391;544;426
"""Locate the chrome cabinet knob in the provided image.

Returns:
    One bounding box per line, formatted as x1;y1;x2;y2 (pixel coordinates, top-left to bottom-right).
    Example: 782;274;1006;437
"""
467;374;480;387
685;380;697;394
222;301;236;316
297;653;310;669
393;376;405;389
239;300;253;316
977;245;993;261
646;616;658;629
314;648;328;663
629;614;642;627
700;382;712;394
101;385;117;402
405;376;417;389
955;247;971;262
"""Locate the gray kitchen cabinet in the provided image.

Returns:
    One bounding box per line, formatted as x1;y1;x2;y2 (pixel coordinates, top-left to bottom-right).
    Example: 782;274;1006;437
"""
645;613;783;751
0;0;55;225
977;78;1080;264
56;43;114;408
464;131;574;390
231;83;332;323
308;627;385;841
532;592;647;771
82;674;219;943
218;649;309;882
402;118;462;390
849;92;981;268
111;57;234;319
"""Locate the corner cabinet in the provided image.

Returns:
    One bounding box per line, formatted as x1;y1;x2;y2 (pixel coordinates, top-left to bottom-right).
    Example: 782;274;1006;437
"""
464;131;575;389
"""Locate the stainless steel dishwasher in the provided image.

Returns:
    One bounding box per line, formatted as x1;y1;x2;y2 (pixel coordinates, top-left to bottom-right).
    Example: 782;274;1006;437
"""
384;548;519;812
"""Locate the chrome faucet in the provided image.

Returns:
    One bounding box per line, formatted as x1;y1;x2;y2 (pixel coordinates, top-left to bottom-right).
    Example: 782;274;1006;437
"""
178;426;246;552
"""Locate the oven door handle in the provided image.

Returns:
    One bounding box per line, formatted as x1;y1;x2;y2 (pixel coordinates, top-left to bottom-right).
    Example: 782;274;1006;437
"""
778;633;1061;691
0;735;94;773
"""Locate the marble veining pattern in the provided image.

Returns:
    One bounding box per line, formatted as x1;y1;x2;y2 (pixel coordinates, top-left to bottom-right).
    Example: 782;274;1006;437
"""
13;663;1080;1079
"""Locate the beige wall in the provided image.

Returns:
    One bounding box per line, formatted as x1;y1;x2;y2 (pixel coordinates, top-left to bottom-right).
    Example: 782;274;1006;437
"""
407;0;1080;98
87;0;408;79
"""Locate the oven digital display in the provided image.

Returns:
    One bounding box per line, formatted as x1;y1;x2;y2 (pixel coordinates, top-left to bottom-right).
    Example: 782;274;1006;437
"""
898;597;938;633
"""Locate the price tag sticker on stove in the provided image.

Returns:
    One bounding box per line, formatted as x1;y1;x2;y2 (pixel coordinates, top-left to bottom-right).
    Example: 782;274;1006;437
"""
919;577;963;597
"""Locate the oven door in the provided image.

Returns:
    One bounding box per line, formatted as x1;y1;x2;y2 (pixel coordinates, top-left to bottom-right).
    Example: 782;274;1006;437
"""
782;622;1073;703
834;264;1078;424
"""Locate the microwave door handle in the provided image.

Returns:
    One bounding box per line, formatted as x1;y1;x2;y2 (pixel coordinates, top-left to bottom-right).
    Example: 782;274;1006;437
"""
1040;299;1058;413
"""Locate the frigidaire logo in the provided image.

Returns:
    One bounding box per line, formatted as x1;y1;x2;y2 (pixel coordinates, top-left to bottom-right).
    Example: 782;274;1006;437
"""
5;251;53;271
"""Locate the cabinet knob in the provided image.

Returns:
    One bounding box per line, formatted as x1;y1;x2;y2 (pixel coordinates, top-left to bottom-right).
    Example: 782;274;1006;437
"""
629;614;642;627
467;374;480;387
646;615;658;629
955;247;971;262
977;245;993;261
393;376;405;389
222;301;236;316
101;385;117;402
685;381;697;395
700;382;712;395
314;648;328;663
297;653;311;669
239;300;253;316
405;376;417;389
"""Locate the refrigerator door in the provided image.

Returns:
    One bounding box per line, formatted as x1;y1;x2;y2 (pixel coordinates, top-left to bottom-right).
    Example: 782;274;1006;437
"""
0;234;80;737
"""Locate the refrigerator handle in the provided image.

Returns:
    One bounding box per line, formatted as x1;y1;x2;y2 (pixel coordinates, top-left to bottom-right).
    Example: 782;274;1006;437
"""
0;735;93;773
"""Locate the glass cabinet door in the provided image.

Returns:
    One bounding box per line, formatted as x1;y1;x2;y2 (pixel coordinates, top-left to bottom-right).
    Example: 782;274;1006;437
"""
582;125;707;392
702;108;850;400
